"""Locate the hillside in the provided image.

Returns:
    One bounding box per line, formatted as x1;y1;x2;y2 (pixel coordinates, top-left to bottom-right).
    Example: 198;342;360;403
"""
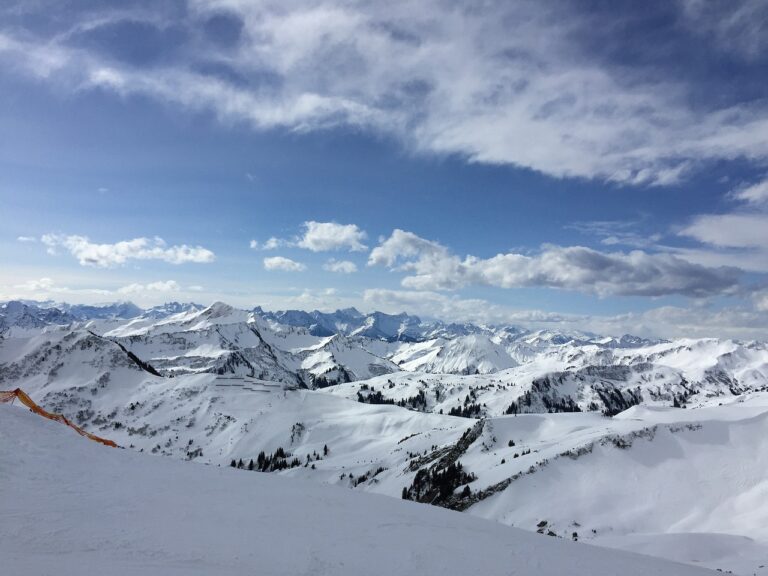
0;403;714;576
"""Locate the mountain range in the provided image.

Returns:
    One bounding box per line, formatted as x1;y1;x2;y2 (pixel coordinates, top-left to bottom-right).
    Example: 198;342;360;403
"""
2;298;768;574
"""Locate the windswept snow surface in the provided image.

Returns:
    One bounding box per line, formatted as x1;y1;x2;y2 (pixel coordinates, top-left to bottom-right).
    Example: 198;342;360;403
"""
0;404;714;576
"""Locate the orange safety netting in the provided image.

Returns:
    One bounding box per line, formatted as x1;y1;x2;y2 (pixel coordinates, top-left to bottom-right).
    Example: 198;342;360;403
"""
0;388;118;448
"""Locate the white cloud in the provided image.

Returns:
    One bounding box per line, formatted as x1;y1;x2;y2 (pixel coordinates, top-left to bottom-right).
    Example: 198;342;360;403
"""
368;229;447;267
323;259;357;273
674;178;768;273
15;277;55;291
251;223;367;253
4;2;767;184
296;221;367;252
679;0;768;59
733;179;768;205
16;236;37;243
369;229;741;298
263;256;306;272
250;237;284;251
40;234;215;267
680;213;768;249
117;280;181;294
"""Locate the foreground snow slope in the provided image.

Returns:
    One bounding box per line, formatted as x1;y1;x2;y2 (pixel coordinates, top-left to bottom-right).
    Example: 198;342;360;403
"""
0;404;713;576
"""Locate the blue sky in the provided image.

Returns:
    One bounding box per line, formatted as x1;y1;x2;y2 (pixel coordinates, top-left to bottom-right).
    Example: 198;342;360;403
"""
1;0;767;338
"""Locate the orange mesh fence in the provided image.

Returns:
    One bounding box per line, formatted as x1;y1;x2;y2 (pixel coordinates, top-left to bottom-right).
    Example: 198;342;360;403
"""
0;388;118;448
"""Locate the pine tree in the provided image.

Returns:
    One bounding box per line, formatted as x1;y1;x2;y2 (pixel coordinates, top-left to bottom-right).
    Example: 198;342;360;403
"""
323;444;329;456
248;459;255;471
230;459;237;468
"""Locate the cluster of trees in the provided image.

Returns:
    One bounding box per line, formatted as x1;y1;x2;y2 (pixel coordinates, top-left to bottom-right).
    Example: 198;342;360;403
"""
401;461;477;504
448;402;482;418
311;368;352;388
397;390;427;411
356;390;394;405
230;447;300;472
356;388;428;411
230;444;330;473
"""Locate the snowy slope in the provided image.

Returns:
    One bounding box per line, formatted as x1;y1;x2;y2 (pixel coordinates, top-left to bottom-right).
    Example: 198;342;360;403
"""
463;397;768;575
0;403;714;576
390;334;518;374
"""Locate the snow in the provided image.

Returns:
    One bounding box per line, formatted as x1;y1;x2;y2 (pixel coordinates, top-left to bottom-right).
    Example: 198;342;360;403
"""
4;299;768;574
0;404;714;576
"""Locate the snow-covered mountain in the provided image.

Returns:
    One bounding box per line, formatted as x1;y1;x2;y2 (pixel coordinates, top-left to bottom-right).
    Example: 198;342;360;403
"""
3;298;768;573
0;300;77;332
256;306;427;340
1;403;714;576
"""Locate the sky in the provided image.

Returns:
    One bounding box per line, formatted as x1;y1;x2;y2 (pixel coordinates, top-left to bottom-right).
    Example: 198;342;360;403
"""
1;0;767;339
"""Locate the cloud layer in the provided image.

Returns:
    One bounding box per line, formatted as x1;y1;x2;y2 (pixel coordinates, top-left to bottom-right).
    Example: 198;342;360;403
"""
2;1;768;184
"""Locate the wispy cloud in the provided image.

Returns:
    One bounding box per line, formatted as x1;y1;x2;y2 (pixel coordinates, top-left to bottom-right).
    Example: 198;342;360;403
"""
323;259;357;274
250;237;284;251
2;1;768;184
675;177;768;273
40;234;215;267
679;0;768;59
566;220;662;249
